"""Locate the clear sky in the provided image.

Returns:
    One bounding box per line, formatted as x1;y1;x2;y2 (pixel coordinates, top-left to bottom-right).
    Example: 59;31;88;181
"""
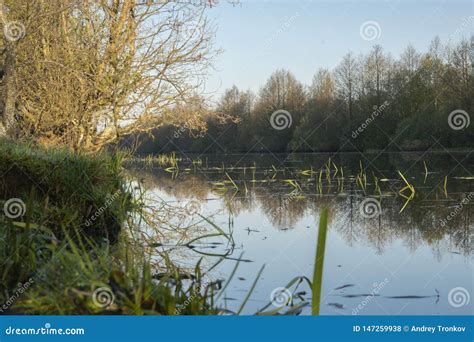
204;0;473;99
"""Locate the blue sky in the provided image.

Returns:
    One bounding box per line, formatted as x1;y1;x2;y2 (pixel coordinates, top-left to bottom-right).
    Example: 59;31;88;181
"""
204;0;473;98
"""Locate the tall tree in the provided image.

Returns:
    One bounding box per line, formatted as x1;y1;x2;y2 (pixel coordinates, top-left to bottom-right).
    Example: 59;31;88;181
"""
365;45;391;107
291;68;340;151
334;52;358;138
252;69;306;151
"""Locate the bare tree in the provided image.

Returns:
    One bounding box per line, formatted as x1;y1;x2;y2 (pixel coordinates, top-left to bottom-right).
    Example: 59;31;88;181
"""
255;69;306;115
216;85;254;120
365;45;391;106
446;37;473;109
309;68;335;104
0;0;22;137
334;52;358;133
400;44;421;75
0;0;223;151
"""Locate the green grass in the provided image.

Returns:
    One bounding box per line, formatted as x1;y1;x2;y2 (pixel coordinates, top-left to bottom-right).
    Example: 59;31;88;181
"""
0;139;219;314
0;139;131;241
312;207;328;315
11;230;220;315
0;139;322;315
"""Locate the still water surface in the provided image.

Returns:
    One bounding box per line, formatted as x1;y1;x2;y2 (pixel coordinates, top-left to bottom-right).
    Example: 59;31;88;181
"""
130;152;473;315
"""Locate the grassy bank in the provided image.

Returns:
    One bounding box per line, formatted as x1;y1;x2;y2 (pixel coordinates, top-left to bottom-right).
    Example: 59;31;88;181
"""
0;140;320;315
0;139;129;241
0;140;218;315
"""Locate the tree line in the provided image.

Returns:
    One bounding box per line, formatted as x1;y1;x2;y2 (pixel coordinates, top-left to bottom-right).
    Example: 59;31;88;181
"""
136;36;473;154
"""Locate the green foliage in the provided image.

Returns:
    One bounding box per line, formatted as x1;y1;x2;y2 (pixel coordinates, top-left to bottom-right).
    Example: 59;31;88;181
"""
8;231;219;315
134;36;473;153
0;140;221;315
0;139;131;240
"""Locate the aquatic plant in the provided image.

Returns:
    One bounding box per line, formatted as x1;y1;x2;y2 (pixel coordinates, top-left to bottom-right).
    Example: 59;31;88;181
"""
312;207;328;315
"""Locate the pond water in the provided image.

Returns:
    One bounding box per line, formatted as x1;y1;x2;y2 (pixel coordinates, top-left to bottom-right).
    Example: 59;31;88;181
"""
129;152;473;315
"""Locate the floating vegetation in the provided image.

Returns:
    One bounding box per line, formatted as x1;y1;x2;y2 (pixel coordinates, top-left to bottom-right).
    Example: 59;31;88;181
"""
283;179;302;192
225;172;239;191
398;171;415;213
142;155;472;217
124;152;473;315
156;152;178;168
444;176;448;198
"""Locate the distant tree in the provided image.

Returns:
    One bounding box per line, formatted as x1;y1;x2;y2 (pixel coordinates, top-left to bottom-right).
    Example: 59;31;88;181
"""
364;45;392;107
400;45;421;76
309;68;335;104
334;52;359;141
134;35;473;154
216;86;254;120
394;37;473;150
214;86;254;150
251;69;306;151
446;37;472;110
291;68;341;151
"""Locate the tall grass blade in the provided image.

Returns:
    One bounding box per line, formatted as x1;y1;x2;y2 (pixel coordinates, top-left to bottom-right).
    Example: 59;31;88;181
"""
216;252;244;301
312;207;328;315
237;264;265;315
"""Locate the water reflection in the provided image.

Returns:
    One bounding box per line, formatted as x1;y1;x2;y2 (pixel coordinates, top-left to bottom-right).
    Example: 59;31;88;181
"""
128;152;473;315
